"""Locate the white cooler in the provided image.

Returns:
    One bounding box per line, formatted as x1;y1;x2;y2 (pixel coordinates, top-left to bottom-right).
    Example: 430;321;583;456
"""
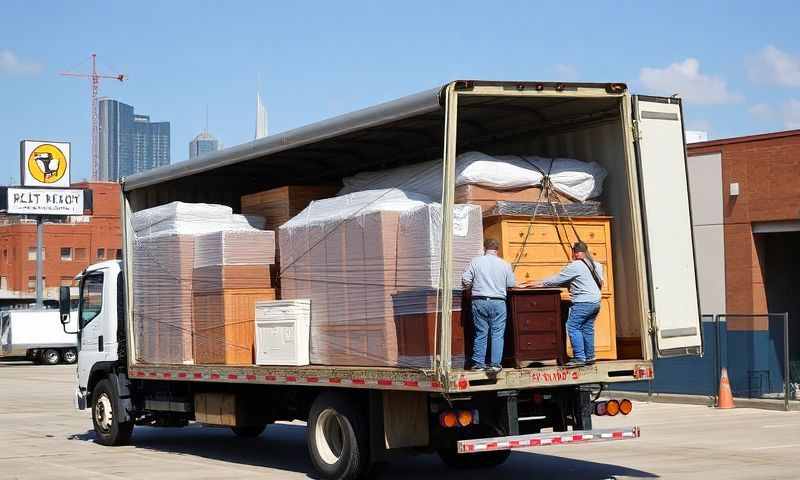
255;299;311;366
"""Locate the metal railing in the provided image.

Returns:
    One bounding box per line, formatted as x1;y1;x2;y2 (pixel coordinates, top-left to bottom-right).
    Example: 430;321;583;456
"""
712;313;792;411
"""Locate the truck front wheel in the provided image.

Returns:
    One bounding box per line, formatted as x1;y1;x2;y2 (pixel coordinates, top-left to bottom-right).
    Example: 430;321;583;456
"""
307;392;369;480
91;378;133;446
62;348;78;364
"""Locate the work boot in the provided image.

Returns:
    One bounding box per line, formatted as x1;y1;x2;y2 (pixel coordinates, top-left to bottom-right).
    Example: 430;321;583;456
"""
565;359;586;368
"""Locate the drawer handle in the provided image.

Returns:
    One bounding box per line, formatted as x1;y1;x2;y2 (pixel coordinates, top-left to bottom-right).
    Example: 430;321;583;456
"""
524;272;530;278
518;232;524;237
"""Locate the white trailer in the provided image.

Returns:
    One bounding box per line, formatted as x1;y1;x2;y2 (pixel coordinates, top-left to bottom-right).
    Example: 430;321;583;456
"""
63;81;703;479
0;310;78;364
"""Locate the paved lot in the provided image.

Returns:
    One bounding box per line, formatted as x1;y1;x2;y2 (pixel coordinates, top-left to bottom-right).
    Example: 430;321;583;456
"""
1;361;798;479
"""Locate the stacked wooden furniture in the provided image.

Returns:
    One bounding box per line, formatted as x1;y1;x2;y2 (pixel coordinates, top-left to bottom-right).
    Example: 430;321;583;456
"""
504;288;566;367
241;185;340;290
484;215;617;360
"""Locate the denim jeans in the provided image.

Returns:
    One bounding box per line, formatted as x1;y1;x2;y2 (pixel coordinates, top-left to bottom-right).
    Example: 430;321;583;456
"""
471;298;507;368
566;301;601;361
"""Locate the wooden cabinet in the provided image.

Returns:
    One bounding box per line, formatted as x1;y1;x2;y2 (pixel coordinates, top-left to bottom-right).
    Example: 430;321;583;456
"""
485;215;617;360
504;288;566;367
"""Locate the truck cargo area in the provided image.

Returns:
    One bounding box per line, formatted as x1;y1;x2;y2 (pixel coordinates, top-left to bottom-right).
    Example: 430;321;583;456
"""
124;82;658;386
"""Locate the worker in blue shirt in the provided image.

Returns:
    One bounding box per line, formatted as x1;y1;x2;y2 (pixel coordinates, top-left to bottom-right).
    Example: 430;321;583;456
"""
530;241;604;367
462;238;518;374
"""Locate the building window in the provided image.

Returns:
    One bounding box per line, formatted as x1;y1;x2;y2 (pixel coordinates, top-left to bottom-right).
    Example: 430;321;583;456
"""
27;247;45;261
115;249;123;260
1;276;7;290
60;276;73;287
61;247;73;261
2;249;6;263
97;248;105;260
27;276;45;291
75;248;87;261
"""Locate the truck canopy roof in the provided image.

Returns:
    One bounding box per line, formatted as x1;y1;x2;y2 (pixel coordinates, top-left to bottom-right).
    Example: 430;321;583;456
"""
122;80;626;209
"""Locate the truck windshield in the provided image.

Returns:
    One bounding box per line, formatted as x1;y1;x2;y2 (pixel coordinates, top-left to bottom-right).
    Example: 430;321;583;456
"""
79;273;104;328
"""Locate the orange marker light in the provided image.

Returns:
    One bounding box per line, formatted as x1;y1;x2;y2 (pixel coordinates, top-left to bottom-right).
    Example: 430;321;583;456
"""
457;410;473;427
606;399;620;416
619;399;633;415
439;411;458;428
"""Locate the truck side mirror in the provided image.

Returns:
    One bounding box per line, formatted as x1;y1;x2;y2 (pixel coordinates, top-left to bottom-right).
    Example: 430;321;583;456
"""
59;286;71;325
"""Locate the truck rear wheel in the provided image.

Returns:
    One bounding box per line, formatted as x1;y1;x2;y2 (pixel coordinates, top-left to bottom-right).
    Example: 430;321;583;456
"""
91;378;133;446
62;348;78;364
307;392;369;480
41;349;61;365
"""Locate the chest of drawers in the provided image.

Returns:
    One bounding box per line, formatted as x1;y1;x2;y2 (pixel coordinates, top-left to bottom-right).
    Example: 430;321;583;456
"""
485;215;617;360
504;288;566;367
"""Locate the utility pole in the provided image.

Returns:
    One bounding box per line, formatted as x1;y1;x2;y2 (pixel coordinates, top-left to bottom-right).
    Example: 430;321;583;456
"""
60;54;125;180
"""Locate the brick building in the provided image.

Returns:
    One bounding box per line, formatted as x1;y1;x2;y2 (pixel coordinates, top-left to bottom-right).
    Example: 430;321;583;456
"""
0;182;122;302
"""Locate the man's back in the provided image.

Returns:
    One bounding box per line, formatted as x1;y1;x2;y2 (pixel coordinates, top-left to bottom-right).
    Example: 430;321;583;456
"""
462;253;517;298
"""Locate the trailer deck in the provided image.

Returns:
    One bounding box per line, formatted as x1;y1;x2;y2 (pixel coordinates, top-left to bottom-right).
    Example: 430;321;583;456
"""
129;359;653;393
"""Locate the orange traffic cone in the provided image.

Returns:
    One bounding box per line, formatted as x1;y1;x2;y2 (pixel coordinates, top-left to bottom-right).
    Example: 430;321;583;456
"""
716;367;735;409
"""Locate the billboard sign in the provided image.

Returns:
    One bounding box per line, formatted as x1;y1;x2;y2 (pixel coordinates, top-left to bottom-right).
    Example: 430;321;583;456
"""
20;140;71;188
6;187;85;216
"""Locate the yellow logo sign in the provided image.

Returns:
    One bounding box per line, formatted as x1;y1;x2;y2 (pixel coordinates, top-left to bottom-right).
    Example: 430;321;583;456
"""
27;144;68;184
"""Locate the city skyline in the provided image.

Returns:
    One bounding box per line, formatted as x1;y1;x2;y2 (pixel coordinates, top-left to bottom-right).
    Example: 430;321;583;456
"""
189;130;220;160
98;98;170;180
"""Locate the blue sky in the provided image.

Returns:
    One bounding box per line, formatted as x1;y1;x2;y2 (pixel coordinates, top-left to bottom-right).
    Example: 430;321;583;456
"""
2;1;799;182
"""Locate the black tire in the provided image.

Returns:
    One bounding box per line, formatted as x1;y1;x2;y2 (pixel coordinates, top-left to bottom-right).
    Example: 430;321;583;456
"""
62;348;78;364
231;424;266;438
307;392;370;480
437;424;511;470
41;348;61;365
91;378;134;446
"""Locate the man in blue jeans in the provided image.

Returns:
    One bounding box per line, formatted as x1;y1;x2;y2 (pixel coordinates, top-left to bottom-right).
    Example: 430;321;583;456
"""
462;238;518;374
530;242;604;367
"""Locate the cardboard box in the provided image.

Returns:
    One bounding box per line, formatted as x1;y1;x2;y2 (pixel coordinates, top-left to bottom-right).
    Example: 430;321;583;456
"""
455;184;573;213
192;288;277;365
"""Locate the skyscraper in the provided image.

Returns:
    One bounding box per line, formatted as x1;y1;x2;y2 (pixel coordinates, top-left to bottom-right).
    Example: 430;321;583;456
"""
98;99;170;180
189;131;220;159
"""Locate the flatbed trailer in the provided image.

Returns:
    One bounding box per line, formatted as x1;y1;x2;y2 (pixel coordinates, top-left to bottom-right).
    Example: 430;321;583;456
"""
64;80;699;480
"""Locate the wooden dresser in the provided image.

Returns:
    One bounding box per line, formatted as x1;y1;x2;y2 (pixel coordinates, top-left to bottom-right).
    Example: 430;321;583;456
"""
485;215;617;360
504;288;566;367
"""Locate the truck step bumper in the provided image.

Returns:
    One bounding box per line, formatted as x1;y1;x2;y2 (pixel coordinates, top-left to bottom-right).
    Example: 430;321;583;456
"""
457;426;640;454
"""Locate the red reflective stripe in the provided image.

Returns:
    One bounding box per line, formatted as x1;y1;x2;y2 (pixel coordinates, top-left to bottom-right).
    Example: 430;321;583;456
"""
530;439;541;446
246;374;256;381
210;373;220;380
431;381;442;388
286;376;298;382
551;437;562;445
306;377;319;383
465;444;474;452
265;375;276;381
162;372;171;379
134;371;145;377
509;440;520;447
612;431;623;439
352;378;366;385
403;380;419;387
486;442;497;449
177;372;188;379
193;373;203;379
328;377;341;384
572;434;583;441
228;374;238;380
378;379;392;386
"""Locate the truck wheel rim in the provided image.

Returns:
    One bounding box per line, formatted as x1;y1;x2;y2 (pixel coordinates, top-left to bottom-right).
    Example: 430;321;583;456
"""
63;350;76;363
315;408;345;465
45;351;58;363
95;394;113;433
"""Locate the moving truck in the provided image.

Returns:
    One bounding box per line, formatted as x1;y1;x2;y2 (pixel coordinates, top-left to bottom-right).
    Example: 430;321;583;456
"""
1;309;78;364
62;81;703;479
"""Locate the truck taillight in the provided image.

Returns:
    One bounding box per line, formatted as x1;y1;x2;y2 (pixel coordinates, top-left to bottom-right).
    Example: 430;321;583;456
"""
439;409;477;428
594;399;632;416
619;399;633;415
457;410;473;427
594;401;607;416
606;399;620;416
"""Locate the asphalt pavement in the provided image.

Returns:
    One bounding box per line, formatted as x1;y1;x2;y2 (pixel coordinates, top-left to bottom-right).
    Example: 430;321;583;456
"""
1;360;798;479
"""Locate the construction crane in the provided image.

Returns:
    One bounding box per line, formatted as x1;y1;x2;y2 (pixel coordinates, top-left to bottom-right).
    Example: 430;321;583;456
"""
60;53;125;180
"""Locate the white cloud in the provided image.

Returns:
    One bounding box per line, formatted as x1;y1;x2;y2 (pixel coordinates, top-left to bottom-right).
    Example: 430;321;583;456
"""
748;103;776;121
553;64;578;81
784;99;800;129
0;49;43;75
746;45;800;87
639;58;742;104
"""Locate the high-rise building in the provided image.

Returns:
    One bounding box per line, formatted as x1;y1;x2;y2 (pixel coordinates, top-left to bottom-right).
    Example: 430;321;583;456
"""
98;99;170;180
189;131;220;159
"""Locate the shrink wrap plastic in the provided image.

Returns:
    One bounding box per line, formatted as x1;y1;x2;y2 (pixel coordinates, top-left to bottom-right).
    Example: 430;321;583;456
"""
132;202;275;364
279;189;483;367
340;151;608;202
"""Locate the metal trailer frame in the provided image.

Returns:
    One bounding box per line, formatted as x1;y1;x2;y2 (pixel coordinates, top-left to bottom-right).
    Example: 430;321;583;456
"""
120;80;658;394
